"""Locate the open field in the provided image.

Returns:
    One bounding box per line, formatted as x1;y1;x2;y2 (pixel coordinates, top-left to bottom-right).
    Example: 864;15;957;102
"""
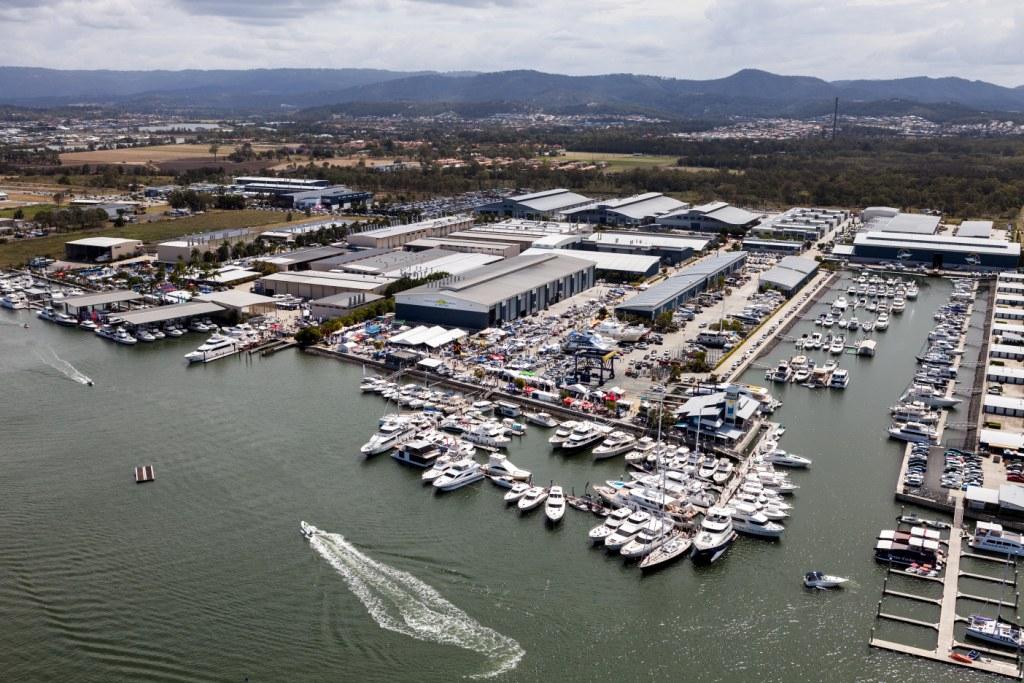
0;210;346;268
0;204;56;219
269;155;419;171
554;151;682;172
59;144;279;166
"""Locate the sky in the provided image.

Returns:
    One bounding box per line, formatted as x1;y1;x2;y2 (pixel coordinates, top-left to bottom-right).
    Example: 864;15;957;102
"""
0;0;1021;85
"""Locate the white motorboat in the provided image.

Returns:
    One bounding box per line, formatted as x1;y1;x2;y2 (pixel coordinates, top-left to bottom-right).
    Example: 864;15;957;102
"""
712;459;734;485
560;421;606;453
547;421;578;448
832;296;848;312
464;422;512;449
902;385;961;408
969;522;1024;557
432;458;484;491
164;325;184;337
638;532;692;570
111;328;138;345
0;292;28;309
803;571;849;589
79;319;97;331
691;507;736;564
503;481;531;503
604;510;653;550
392;439;443;468
588;508;633;544
793;368;811;383
829;336;845;355
592;431;637;460
620;518;673;558
875;312;890;331
730;503;785;538
481;453;531;481
360;418;415;456
829;368;850;389
135;328;156;343
525;412;559;428
545;486;566;523
887;421;937;444
421;454;454;484
37;306;77;326
768;360;793;383
763;449;812;468
299;521;318;539
965;615;1023;649
184;335;240;363
517;486;548;512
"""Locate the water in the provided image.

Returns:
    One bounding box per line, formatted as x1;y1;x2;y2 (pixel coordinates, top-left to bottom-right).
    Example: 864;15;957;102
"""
0;276;1001;681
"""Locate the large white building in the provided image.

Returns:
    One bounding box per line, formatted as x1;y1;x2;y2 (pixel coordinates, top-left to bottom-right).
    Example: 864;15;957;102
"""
476;189;594;220
562;193;688;226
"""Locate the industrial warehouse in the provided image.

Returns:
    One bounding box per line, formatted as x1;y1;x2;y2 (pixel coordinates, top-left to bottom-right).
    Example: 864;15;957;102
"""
394;253;596;329
614;251;748;319
757;256;820;296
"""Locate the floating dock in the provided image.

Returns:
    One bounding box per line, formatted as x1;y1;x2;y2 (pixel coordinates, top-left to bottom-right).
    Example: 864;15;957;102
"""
134;465;155;483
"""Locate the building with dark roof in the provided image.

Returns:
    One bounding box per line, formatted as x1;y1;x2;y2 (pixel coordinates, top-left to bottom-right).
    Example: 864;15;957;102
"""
842;232;1020;270
395;253;595;329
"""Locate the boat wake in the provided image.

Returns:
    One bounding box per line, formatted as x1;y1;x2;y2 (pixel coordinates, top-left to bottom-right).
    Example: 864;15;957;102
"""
35;347;93;386
306;527;524;679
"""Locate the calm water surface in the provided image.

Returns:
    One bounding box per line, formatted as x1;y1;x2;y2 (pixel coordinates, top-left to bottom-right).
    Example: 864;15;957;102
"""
0;275;1004;681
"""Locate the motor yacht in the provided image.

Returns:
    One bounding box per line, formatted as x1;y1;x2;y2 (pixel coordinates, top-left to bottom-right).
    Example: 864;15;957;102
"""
164;324;184;337
432;459;484;491
548;421;578;448
588;508;634;544
762;449;812;468
793;368;811;383
829;336;845;355
803;571;849;589
517;486;549;512
906;284;919;299
360;418;416;456
481;453;531;481
902;385;961;408
593;431;637;460
697;456;718;480
464;422;512;449
891;298;906;313
503;481;531;503
562;330;614;353
712;459;734;485
692;507;737;564
525;411;559;428
0;292;28;309
730;503;785;538
79;319;97;331
421;455;454;484
620;518;674;558
968;522;1024;557
110;327;137;345
888;421;937;444
828;368;850;389
560;421;606;453
37;306;76;326
832;296;848;312
875;312;890;331
768;360;793;383
604;510;653;551
185;335;240;363
392;439;443;468
965;615;1022;649
545;486;566;523
135;328;156;343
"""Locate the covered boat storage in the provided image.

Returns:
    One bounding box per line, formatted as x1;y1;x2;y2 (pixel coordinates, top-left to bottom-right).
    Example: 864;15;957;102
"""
983;395;1024;418
388;325;467;349
116;302;225;328
61;290;144;317
986;364;1024;385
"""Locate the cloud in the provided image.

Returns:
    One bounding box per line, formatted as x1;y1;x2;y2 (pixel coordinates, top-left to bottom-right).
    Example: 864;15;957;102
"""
0;0;1021;86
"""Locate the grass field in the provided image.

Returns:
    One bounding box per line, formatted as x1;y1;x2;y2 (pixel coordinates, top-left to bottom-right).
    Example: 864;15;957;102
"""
59;144;277;166
0;210;343;268
0;204;56;219
554;151;682;172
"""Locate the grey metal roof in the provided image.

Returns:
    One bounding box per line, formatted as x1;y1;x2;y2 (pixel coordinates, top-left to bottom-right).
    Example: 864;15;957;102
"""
62;289;144;309
508;189;591;213
118;302;224;325
520;247;660;274
65;237;141;247
328;248;454;275
868;213;940;234
397;254;593;307
264;246;345;265
854;231;1021;256
958;220;994;238
775;256;819;274
615;251;747;312
584;231;711;252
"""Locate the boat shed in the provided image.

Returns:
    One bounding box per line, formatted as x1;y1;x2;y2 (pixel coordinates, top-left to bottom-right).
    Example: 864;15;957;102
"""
990;344;1024;362
475;189;594;220
741;238;805;254
581;231;713;265
389;325;467;348
655;202;762;234
995;293;1024;308
758;256;819;296
520;247;661;280
980;429;1024;452
312;248;451;275
309;292;384;320
850;232;1020;270
64;237;143;263
986;364;1024;385
614;251;747;319
405;237;519;258
562;193;688;227
995;307;1024;321
255;272;395;299
117;301;225;327
260;246;347;271
195;290;278;316
347;215;473;249
958;220;994;239
61;289;144;316
984;395;1024;418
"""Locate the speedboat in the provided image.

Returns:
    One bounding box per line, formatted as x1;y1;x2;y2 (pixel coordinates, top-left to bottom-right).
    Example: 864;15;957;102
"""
135;328;156;343
545;486;566;523
803;571;849;589
432;458;484;491
691;507;736;564
525;412;559;428
481;453;530;481
517;486;548;512
763;449;812;468
592;431;637;460
503;481;531;503
299;521;318;539
965;615;1023;648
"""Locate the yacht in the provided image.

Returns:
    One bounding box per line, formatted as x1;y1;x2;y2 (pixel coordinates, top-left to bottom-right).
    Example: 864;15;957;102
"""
79;319;97;331
965;615;1023;649
875;312;890;331
832;296;848;312
111;328;138;345
588;508;634;544
768;361;793;383
562;330;614;353
829;336;845;355
692;507;737;564
828;368;850;389
184;335;240;363
359;376;384;392
360;418;416;456
392;439;443;468
592;431;637;460
902;385;961;408
697;456;718;480
793;368;811;383
149;327;166;340
803;571;849;589
432;459;484;491
544;486;566;523
517;486;549;512
763;449;812;468
712;459;734;485
464;422;512;449
888;421;938;444
0;292;27;309
480;453;531;481
969;522;1024;557
604;510;654;551
620;518;674;558
189;320;211;333
548;421;578;448
525;412;559;428
37;306;76;326
561;422;606;453
421;454;454;484
891;298;906;313
135;328;156;343
164;324;184;337
503;481;531;503
730;503;785;539
593;319;649;343
906;284;919;299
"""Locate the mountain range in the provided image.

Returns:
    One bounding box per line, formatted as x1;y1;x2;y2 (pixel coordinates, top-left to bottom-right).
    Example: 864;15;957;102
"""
1;66;1022;120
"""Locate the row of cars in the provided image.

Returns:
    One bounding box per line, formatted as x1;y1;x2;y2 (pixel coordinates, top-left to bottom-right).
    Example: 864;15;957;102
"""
903;443;931;489
940;448;985;490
